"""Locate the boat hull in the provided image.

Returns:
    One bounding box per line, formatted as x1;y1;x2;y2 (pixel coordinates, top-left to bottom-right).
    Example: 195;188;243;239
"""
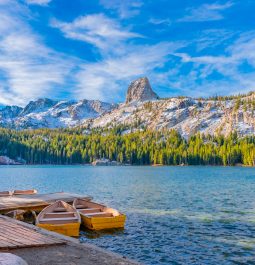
37;222;80;237
81;214;126;230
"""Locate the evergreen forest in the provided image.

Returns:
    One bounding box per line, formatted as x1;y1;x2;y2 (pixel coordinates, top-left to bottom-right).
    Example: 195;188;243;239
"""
0;127;254;166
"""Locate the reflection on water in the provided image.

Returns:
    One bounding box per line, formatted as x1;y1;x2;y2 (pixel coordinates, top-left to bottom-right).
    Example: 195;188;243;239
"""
0;165;255;265
80;227;125;239
130;208;182;216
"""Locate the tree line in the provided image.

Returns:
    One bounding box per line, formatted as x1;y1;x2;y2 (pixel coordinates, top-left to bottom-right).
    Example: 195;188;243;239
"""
0;128;254;166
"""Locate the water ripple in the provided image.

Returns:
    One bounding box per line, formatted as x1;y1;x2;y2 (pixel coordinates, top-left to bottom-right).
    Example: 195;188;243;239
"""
1;165;255;264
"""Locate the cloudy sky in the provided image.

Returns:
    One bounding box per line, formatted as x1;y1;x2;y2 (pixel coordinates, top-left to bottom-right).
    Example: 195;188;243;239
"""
0;0;254;106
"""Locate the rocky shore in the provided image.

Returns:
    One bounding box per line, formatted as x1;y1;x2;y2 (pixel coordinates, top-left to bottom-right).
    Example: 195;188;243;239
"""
92;159;130;166
0;156;22;165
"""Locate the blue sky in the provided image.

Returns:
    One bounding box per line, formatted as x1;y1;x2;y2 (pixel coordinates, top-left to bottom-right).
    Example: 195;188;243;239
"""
0;0;254;106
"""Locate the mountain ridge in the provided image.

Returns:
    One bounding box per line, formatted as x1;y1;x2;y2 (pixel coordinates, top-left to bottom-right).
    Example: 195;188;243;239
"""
83;93;255;138
0;98;117;129
0;77;255;138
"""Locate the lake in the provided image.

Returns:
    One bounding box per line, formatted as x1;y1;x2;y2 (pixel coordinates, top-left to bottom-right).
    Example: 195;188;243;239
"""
0;166;255;265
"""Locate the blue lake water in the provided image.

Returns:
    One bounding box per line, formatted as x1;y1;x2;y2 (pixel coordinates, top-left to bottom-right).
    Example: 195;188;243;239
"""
0;166;255;265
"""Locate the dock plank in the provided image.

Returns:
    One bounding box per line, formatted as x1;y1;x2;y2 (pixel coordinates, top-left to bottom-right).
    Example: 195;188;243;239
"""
0;228;47;245
0;192;91;213
0;215;66;250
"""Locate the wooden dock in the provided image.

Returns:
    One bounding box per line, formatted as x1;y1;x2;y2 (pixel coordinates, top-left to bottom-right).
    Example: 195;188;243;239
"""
0;191;138;264
0;215;138;265
0;192;91;214
0;215;66;250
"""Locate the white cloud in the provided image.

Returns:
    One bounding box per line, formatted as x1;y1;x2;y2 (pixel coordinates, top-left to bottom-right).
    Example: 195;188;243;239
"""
177;31;255;67
100;0;143;18
51;13;184;101
169;31;255;97
193;29;235;51
25;0;52;6
0;0;251;107
149;18;172;26
75;42;181;101
0;2;72;106
179;1;233;22
51;14;141;52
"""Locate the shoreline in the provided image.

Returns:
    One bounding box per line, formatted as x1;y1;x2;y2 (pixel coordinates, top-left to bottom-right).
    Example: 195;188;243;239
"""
0;164;254;167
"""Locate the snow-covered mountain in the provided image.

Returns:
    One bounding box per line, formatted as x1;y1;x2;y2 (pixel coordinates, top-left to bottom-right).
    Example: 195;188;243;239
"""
0;98;116;129
1;77;255;138
82;77;255;138
85;94;255;138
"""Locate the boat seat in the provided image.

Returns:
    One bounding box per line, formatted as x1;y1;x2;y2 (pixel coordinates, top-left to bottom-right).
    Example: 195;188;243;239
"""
81;208;101;211
41;217;78;222
75;204;101;209
13;190;37;195
0;192;11;197
53;207;67;212
76;204;88;209
44;212;75;218
45;212;74;214
79;208;101;213
84;212;113;217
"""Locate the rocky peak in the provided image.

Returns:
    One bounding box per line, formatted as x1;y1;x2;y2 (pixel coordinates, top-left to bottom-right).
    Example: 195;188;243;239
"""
68;100;115;119
125;77;159;104
20;98;57;116
0;106;23;119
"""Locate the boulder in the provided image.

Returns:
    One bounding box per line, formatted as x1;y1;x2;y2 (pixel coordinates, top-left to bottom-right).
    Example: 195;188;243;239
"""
0;156;20;165
92;159;121;166
0;253;28;265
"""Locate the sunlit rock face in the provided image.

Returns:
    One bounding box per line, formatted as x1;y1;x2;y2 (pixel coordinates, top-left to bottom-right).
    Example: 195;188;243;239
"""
125;77;159;104
83;89;255;138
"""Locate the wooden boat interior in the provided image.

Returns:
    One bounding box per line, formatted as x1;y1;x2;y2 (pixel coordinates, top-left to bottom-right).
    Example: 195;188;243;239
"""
0;191;12;197
38;201;80;225
74;198;121;218
13;189;37;195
